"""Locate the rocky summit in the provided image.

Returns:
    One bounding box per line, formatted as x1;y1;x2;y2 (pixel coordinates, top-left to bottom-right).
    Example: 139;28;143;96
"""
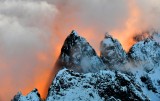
100;33;128;69
56;30;105;73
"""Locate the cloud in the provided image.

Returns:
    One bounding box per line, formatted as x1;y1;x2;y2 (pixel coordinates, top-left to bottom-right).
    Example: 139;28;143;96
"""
52;0;160;51
0;0;57;100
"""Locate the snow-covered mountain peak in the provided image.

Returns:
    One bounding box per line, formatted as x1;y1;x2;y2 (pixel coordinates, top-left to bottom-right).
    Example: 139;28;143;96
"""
12;88;41;101
100;33;127;69
71;30;79;36
56;30;105;73
128;38;160;68
104;32;112;38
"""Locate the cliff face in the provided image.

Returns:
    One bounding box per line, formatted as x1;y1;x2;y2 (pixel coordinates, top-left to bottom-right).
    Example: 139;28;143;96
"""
13;31;160;101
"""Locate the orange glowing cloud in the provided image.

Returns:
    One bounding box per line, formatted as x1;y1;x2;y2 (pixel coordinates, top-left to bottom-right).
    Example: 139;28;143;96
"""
111;0;141;51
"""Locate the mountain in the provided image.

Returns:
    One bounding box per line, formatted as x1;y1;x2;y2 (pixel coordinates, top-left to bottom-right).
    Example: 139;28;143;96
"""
128;38;160;100
128;38;160;69
12;31;160;101
12;89;41;101
56;30;106;73
100;33;128;69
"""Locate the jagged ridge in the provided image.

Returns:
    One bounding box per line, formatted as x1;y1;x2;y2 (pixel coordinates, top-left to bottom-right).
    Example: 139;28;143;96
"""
47;68;149;101
12;89;41;101
13;31;160;101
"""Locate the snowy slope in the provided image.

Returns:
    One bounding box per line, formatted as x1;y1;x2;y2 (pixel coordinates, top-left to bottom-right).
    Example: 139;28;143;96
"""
46;68;149;101
130;68;160;101
128;38;160;100
128;38;160;68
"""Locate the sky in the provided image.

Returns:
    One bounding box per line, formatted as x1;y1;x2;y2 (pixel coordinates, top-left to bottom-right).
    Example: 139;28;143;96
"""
0;0;160;100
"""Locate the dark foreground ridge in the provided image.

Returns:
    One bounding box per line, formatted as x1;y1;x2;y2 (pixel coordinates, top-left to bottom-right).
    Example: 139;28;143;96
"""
13;30;160;101
47;68;149;101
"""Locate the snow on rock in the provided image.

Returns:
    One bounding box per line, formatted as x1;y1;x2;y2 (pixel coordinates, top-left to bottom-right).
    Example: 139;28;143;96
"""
152;32;160;44
12;31;160;101
127;67;160;101
127;38;160;100
56;30;106;73
100;33;127;69
46;68;149;101
12;88;41;101
128;38;160;69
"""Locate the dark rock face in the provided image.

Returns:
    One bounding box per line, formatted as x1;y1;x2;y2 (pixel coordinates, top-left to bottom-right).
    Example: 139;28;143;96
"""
12;89;41;101
56;30;105;73
100;33;127;69
128;39;160;69
140;75;157;93
46;69;149;101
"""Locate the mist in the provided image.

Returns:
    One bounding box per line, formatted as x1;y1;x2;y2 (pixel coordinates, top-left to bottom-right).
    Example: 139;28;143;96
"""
0;0;57;100
52;0;160;51
0;0;160;100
